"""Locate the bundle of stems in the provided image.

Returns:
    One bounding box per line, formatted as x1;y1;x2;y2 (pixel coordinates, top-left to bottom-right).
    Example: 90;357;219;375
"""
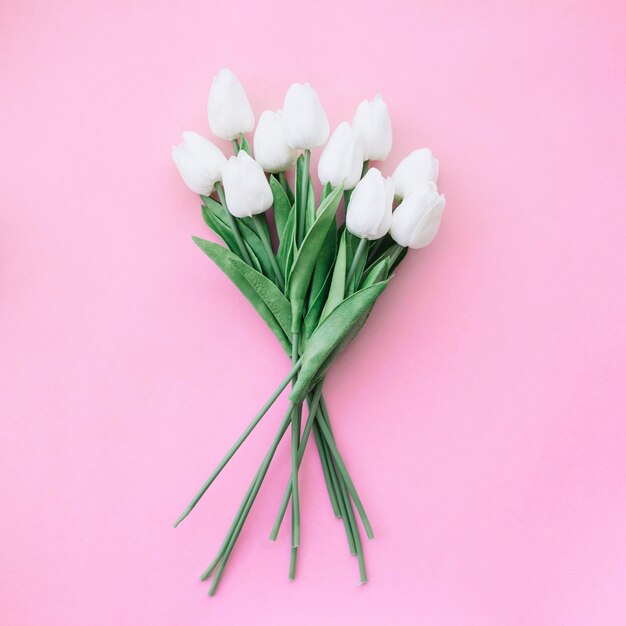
175;140;402;594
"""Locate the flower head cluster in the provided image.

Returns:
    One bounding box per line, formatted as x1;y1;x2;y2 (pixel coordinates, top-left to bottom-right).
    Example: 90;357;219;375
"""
171;68;447;595
172;68;445;251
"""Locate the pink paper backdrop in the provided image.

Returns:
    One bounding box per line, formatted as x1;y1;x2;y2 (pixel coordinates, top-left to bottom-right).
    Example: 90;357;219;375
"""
2;1;625;624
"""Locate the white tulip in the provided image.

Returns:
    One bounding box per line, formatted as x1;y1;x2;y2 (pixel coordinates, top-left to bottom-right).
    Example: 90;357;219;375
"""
391;148;439;200
390;181;445;249
171;131;226;195
352;95;392;161
346;168;394;240
253;110;298;173
282;83;330;150
221;151;273;218
208;68;255;140
317;123;364;190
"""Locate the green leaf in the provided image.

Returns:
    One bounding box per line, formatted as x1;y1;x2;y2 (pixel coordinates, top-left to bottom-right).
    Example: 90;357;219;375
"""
201;204;239;254
289;281;390;402
287;184;343;329
307;215;337;309
320;182;333;203
201;195;230;222
270;175;292;244
201;201;264;275
277;208;295;275
344;230;360;274
241;212;272;256
202;197;278;283
302;266;333;345
361;256;391;288
239;135;251;155
319;230;347;323
284;232;297;286
279;172;295;205
192;237;292;352
349;239;369;293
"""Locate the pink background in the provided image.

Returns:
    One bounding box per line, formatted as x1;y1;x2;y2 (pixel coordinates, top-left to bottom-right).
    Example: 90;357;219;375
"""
2;1;625;624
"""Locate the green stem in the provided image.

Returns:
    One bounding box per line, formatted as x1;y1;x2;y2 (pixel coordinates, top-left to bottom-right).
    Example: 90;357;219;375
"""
270;387;360;560
288;545;298;581
231;138;240;154
269;386;323;540
337;467;367;583
206;405;294;595
346;237;368;287
297;150;310;246
215;182;253;266
316;412;374;540
290;332;301;560
173;359;302;527
310;403;344;522
252;214;284;290
314;421;342;518
319;423;356;554
200;460;265;581
291;401;302;545
278;170;294;204
319;399;365;580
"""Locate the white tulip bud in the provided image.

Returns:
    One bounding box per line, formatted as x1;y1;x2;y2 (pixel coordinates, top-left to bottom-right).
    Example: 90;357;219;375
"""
253;110;298;173
346;168;394;240
171;131;226;195
282;83;330;149
390;181;445;249
208;68;255;140
317;123;364;190
352;95;393;161
221;151;273;218
391;148;439;200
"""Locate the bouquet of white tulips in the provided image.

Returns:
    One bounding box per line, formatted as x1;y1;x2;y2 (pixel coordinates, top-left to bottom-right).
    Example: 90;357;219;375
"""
172;68;445;595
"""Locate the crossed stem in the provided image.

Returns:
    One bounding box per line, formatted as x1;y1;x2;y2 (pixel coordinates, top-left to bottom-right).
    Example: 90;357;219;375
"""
196;381;371;593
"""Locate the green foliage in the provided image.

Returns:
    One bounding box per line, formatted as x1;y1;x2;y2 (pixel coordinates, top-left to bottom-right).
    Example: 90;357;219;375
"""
195;177;404;396
289;281;390;403
239;134;251;155
192;237;292;354
287;184;343;330
269;175;292;244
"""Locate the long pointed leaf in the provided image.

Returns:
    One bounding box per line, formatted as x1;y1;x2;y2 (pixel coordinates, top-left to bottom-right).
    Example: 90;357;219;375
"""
319;230;347;323
202;197;277;283
192;237;292;352
290;281;389;402
270;175;292;244
302;266;333;345
288;184;343;328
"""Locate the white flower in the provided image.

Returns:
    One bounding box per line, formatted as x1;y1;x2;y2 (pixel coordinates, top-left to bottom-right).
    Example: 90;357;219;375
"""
390;181;445;248
352;95;392;161
208;68;255;140
317;123;364;190
253;110;298;173
282;83;330;150
346;168;394;240
391;148;439;200
171;131;226;195
221;151;273;218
